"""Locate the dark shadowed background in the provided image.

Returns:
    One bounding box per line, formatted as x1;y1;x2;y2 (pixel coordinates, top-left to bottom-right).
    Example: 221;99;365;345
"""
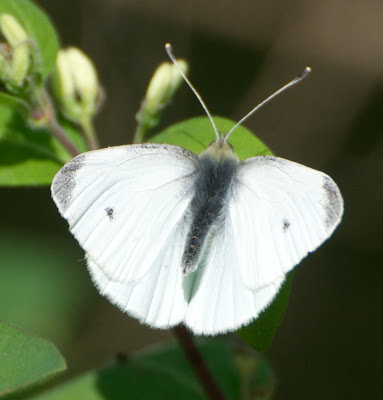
1;0;382;399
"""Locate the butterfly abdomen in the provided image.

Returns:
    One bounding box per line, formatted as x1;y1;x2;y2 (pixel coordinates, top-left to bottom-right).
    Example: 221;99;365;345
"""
182;154;238;274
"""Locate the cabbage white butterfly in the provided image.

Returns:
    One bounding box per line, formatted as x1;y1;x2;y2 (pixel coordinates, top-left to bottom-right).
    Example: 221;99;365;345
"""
51;44;343;335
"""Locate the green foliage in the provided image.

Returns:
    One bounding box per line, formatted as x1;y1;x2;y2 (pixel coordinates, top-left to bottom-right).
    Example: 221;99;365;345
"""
238;273;293;352
149;115;272;159
0;111;86;185
0;0;86;186
0;322;66;398
27;340;274;400
0;0;59;78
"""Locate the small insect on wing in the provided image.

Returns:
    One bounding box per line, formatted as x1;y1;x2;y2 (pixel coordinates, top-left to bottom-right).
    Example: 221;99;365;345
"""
51;144;197;286
229;155;344;291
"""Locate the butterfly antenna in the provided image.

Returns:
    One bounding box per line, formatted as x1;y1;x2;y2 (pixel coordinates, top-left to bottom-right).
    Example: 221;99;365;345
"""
165;43;220;140
224;66;312;141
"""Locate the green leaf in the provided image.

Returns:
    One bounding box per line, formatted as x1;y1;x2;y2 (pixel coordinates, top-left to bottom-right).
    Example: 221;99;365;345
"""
238;273;294;352
0;92;28;114
0;322;66;397
150;116;272;159
152;116;291;351
0;93;28;141
0;102;87;186
0;0;60;78
0;2;80;186
27;340;274;400
0;2;75;186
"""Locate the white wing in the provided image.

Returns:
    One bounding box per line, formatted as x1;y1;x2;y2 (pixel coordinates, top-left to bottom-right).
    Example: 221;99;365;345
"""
51;144;197;288
184;216;284;335
183;155;343;335
85;219;192;328
52;147;343;335
229;155;344;291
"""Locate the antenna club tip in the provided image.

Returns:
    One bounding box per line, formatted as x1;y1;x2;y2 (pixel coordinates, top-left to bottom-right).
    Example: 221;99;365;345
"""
296;66;312;81
165;43;173;56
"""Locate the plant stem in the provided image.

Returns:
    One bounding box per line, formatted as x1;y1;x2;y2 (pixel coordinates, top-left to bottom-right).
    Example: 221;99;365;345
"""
172;325;227;400
133;123;146;144
46;113;81;157
31;86;81;157
81;117;100;150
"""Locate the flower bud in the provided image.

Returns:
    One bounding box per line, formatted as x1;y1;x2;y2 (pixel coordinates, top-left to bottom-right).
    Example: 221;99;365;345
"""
0;14;31;89
136;60;188;130
146;60;187;110
52;47;101;124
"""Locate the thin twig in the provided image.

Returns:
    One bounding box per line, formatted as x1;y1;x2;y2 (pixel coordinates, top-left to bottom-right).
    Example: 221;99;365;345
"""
173;325;227;400
47;114;81;157
30;86;82;158
80;117;100;151
132;123;146;144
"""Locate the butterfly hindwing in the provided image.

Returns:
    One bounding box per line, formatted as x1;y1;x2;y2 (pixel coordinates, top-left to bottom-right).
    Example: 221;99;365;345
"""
184;214;284;335
85;218;192;328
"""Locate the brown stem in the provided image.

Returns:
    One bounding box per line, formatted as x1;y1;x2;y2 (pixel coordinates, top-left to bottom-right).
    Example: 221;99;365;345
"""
47;114;81;157
173;325;226;400
30;87;82;158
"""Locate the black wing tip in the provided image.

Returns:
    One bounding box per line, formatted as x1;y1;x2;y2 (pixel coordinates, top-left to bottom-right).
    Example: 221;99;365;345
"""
51;155;86;213
322;175;344;228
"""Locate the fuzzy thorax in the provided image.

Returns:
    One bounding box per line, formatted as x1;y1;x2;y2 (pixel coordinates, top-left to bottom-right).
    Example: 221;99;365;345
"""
182;135;239;275
199;135;239;163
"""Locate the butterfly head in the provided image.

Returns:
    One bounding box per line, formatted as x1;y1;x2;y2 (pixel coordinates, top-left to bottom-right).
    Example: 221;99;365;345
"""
200;135;239;163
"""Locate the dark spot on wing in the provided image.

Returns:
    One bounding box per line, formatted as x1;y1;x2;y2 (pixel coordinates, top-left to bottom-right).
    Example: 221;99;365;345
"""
51;154;85;213
282;219;291;231
322;176;343;227
105;207;114;220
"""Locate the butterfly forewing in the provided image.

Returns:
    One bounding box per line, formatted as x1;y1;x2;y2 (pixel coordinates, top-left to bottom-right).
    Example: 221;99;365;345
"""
51;144;197;285
230;155;344;291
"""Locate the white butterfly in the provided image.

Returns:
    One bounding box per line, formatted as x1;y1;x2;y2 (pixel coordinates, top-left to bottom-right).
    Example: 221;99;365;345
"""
51;45;343;335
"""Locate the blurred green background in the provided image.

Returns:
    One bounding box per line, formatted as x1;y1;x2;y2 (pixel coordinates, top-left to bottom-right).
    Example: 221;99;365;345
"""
1;0;382;399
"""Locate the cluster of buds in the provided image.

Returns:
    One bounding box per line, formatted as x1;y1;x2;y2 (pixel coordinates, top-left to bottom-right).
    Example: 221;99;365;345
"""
0;12;102;127
0;11;187;147
0;14;32;92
